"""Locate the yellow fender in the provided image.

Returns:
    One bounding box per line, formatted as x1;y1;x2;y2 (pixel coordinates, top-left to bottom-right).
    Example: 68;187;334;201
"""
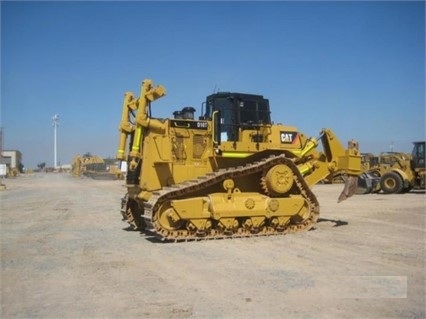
390;168;409;183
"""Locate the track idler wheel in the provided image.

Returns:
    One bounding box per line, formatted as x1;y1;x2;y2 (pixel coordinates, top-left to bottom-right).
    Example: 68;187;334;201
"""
156;201;185;231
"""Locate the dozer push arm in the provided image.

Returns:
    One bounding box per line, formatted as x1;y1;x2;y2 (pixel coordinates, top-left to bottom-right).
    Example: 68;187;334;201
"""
129;79;166;164
116;79;166;169
117;92;137;160
297;129;362;202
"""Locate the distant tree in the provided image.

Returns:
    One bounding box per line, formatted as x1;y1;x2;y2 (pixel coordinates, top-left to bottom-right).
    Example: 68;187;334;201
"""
37;162;46;170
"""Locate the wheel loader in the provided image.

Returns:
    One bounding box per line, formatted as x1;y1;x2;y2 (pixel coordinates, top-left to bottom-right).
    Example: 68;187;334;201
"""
116;79;362;241
358;143;425;194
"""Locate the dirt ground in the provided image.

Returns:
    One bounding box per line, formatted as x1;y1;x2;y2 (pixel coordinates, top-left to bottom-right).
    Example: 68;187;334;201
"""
1;173;425;319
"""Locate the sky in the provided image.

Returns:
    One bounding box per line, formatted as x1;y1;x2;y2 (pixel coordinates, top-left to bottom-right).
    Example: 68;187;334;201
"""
1;1;425;169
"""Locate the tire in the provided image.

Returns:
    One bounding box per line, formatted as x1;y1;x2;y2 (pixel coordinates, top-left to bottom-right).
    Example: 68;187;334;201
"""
380;172;404;194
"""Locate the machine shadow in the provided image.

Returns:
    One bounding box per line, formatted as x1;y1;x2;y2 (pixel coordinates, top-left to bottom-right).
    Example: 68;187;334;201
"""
317;218;348;227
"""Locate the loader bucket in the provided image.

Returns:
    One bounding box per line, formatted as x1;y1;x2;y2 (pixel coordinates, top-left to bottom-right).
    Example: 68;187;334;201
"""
356;172;380;195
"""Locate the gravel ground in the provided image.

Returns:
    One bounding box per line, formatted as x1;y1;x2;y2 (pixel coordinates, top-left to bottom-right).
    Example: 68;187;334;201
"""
1;173;425;319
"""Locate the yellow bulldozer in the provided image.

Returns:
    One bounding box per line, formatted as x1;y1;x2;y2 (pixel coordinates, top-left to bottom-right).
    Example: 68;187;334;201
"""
116;79;362;241
71;154;105;177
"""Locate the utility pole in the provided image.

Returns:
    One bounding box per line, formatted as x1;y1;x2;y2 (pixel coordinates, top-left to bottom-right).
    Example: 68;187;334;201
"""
52;114;59;169
0;126;3;164
0;127;5;189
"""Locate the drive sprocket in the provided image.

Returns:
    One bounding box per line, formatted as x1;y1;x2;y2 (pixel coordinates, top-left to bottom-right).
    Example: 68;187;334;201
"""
261;163;294;196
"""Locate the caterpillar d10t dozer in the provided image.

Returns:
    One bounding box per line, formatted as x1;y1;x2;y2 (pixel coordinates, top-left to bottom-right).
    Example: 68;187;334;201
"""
116;79;362;241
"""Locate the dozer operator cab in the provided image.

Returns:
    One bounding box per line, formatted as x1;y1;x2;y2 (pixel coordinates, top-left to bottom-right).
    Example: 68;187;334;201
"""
202;92;271;143
411;141;425;169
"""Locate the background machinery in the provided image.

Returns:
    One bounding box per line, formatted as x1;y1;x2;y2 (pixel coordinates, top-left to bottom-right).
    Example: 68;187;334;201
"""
358;143;425;194
71;154;105;177
71;154;123;180
116;79;362;241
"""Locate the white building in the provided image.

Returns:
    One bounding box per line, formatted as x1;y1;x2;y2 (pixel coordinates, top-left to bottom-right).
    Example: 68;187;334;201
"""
1;150;23;171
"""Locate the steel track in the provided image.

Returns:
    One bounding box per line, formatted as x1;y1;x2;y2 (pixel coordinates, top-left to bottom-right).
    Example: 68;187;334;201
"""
140;154;319;242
